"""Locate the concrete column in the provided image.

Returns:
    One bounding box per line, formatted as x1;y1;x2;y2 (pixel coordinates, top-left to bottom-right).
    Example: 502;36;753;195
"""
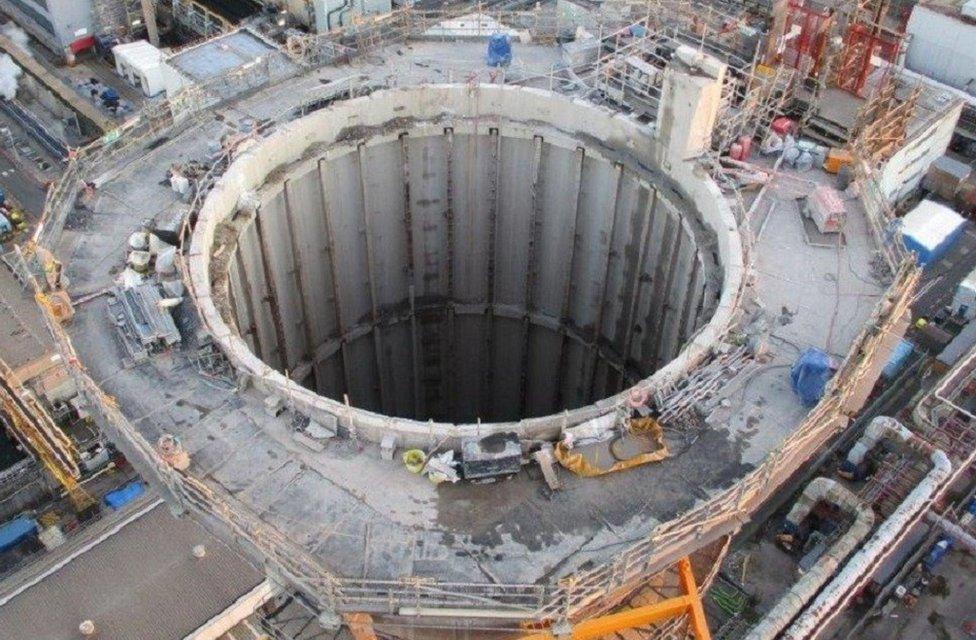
656;47;727;169
140;0;160;46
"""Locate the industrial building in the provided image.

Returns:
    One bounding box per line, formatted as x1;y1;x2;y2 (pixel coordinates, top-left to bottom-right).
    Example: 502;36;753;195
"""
0;0;972;639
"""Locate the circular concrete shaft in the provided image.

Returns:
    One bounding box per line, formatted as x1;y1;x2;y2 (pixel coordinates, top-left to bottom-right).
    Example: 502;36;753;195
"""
191;85;738;441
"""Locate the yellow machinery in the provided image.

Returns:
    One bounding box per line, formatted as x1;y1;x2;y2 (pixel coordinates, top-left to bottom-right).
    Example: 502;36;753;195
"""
0;356;91;510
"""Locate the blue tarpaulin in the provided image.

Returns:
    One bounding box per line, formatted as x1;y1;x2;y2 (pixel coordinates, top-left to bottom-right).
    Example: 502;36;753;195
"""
790;348;833;407
103;481;145;511
0;516;38;552
486;34;512;67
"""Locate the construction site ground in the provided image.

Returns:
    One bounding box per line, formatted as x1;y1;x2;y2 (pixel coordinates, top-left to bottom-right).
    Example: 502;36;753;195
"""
53;40;886;588
858;552;976;640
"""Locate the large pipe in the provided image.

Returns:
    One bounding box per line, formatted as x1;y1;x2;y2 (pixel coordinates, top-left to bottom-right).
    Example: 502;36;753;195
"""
925;511;976;554
744;478;875;640
845;416;913;468
782;449;952;640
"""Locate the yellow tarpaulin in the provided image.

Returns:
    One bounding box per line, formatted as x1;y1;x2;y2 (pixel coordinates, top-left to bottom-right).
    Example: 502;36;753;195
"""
554;417;668;477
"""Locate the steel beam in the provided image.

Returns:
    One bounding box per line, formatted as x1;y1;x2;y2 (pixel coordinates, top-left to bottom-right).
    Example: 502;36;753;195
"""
480;128;501;418
283;179;316;379
357;143;390;413
649;217;684;371
552;147;585;411
518;135;544;417
317;159;352;399
399;133;422;418
233;250;263;360
253;207;289;373
584;163;624;403
618;187;656;392
444;128;457;420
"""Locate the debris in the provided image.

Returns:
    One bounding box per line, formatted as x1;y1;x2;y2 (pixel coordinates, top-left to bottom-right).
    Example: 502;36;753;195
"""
426;451;460;484
264;395;284;417
532;442;562;491
380;434;398;461
158;435;190;470
555;417;668;477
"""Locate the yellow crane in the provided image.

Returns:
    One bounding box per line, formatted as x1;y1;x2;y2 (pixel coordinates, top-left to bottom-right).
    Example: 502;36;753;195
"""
0;356;92;510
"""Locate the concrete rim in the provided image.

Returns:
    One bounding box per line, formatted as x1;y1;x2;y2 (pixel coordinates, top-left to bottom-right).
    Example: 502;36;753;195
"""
187;83;745;445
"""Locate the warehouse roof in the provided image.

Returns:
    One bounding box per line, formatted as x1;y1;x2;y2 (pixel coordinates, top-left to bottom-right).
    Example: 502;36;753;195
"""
0;499;263;640
0;264;53;374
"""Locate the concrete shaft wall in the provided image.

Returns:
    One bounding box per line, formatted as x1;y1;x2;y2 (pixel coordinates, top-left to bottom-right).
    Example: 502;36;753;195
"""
190;85;743;445
225;128;716;422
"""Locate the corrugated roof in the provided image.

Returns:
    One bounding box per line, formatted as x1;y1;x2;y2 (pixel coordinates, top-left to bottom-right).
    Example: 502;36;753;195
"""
0;265;53;373
0;501;263;640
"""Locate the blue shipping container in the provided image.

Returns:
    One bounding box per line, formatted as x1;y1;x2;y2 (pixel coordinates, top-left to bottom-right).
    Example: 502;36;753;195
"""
0;516;38;552
103;481;145;511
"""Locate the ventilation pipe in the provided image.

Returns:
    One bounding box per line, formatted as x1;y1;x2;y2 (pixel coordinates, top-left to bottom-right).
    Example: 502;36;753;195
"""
782;442;952;639
925;511;976;554
744;478;875;640
839;416;914;480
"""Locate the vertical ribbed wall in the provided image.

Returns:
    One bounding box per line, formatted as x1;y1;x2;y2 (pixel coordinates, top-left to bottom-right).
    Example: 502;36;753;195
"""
224;130;717;422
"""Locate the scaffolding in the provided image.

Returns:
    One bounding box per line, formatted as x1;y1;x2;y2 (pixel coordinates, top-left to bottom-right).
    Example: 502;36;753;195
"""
831;0;905;98
92;0;151;41
0;356;91;510
849;76;921;167
169;0;234;39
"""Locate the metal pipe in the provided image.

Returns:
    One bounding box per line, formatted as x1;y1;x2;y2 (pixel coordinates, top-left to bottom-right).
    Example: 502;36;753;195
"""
845;416;915;467
925;511;976;554
397;607;531;619
744;478;874;640
327;0;351;31
782;449;952;640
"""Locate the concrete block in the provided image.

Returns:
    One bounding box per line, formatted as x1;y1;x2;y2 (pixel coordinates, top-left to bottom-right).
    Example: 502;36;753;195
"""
264;394;284;417
306;418;337;439
380;433;399;461
293;430;327;452
533;442;562;491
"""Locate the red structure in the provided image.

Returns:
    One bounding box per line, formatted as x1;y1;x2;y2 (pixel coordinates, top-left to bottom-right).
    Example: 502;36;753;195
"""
778;0;834;78
834;22;903;97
